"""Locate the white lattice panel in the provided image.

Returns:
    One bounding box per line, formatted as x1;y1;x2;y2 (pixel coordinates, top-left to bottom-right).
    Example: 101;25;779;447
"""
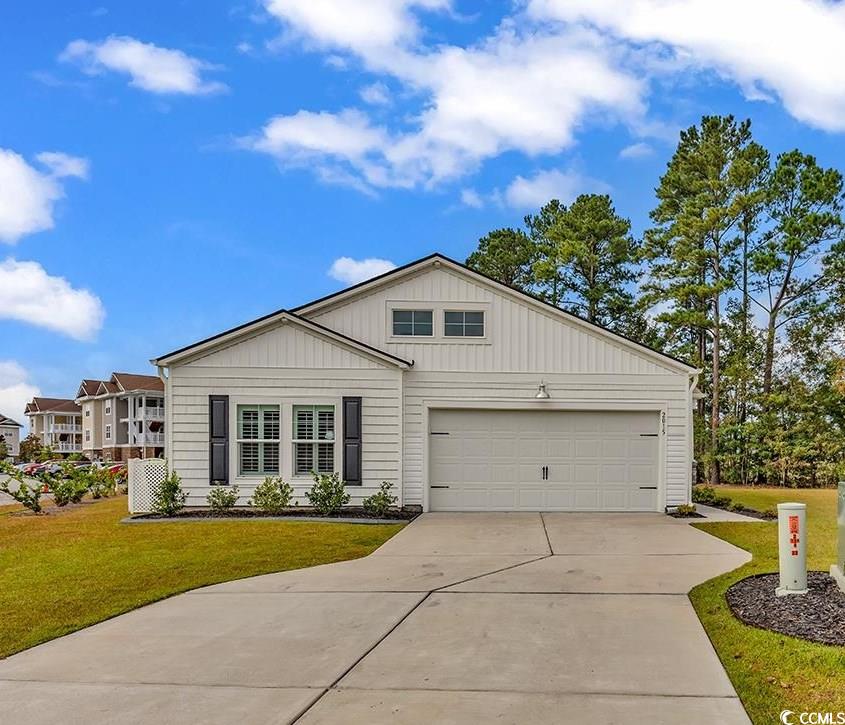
128;458;167;513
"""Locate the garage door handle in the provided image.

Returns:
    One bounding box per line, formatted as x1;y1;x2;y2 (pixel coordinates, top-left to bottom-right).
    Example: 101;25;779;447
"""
431;485;450;489
639;486;657;490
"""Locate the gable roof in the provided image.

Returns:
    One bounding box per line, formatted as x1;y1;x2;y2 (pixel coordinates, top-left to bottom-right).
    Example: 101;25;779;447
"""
152;310;414;369
111;372;164;393
294;253;697;374
95;381;119;396
77;378;108;399
26;397;81;414
0;414;22;428
152;253;695;375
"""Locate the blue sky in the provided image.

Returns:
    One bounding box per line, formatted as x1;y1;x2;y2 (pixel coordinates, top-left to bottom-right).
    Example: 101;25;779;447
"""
3;0;845;423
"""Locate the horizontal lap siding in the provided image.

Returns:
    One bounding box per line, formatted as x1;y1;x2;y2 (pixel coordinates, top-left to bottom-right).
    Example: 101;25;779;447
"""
168;365;401;507
402;372;691;509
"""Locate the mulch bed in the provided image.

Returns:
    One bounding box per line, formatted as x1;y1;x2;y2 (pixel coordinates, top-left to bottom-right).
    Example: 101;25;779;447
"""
133;507;418;521
668;511;705;518
726;571;845;646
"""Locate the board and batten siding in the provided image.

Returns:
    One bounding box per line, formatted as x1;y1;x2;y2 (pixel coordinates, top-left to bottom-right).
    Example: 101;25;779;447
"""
165;321;402;506
401;372;692;509
307;265;678;375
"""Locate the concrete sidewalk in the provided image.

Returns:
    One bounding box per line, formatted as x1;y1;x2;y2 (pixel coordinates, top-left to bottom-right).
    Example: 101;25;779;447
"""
0;512;752;724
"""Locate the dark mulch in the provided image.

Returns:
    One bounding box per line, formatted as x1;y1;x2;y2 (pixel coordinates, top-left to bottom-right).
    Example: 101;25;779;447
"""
726;571;845;646
668;511;705;518
134;507;418;521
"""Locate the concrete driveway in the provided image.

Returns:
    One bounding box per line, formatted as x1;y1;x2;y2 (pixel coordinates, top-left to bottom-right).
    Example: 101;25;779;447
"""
0;513;751;724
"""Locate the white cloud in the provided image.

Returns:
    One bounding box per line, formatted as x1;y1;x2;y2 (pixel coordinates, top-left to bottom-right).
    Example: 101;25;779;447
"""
528;0;845;131
460;188;483;208
35;151;90;179
618;141;653;159
60;35;227;95
504;169;609;209
0;361;39;426
263;0;450;60
0;149;89;244
248;20;644;192
359;81;391;105
328;256;397;285
0;259;105;340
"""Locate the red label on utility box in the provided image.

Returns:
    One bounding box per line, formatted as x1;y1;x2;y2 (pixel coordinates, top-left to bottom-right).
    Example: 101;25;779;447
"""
789;515;799;534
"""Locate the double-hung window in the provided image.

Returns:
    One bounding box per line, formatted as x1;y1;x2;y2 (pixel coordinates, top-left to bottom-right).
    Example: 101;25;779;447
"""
392;309;433;336
238;405;280;475
293;405;335;475
444;310;484;337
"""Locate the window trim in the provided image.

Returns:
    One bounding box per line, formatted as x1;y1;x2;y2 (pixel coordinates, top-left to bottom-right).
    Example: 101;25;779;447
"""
236;404;281;477
386;300;491;344
292;404;336;478
391;308;434;337
443;309;486;338
104;424;111;441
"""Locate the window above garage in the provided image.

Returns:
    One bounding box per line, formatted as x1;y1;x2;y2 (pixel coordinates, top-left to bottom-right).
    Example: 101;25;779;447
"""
444;310;484;337
392;309;433;337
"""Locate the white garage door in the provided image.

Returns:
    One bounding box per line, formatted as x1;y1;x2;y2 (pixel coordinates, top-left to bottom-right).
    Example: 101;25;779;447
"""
428;409;660;512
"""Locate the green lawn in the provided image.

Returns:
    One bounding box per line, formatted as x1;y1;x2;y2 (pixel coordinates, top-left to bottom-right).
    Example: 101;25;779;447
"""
0;496;403;659
691;486;845;724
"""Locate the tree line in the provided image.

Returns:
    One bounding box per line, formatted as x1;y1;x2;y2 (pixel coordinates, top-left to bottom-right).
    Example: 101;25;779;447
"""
467;115;845;488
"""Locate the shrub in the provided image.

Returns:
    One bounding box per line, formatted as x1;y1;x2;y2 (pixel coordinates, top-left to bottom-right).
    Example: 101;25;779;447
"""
45;463;89;507
762;507;778;519
249;477;294;514
207;485;240;513
713;495;732;509
729;501;746;513
151;470;187;516
675;503;697;517
691;485;716;504
306;472;350;515
88;468;117;499
363;481;397;517
0;460;43;513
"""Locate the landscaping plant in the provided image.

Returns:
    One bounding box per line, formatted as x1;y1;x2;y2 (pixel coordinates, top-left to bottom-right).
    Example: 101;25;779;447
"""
88;468;117;499
0;460;43;513
306;472;350;515
249;477;294;514
207;484;240;513
151;469;187;516
362;481;397;517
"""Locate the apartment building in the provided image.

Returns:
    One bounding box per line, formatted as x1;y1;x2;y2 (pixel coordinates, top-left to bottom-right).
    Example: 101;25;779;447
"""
24;398;83;455
0;414;22;460
75;372;165;461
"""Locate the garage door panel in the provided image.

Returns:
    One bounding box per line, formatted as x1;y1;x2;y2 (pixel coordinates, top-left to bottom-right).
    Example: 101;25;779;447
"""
429;410;660;512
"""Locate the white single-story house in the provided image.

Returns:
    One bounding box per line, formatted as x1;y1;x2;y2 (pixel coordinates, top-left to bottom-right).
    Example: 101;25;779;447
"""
151;253;699;512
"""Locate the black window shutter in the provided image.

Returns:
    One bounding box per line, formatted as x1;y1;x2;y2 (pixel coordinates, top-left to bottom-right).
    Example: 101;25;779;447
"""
342;397;362;485
209;395;229;485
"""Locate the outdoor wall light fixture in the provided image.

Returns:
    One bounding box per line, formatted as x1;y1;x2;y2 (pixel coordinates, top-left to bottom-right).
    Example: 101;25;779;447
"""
535;381;550;400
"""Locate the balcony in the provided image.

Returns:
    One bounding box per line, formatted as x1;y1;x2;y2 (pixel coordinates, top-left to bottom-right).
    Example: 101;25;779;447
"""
136;432;165;445
140;408;165;421
51;423;81;433
54;442;82;453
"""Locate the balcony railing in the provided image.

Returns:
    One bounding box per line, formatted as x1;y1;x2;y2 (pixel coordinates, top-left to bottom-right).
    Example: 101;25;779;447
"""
54;442;82;452
136;432;165;445
51;424;81;433
140;408;165;420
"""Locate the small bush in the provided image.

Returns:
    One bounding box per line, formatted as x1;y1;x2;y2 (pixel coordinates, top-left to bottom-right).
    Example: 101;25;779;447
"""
675;503;697;517
729;501;746;513
46;463;89;506
88;468;117;499
712;495;732;509
207;485;240;513
249;477;294;514
151;469;187;516
363;481;397;517
0;461;43;513
761;507;777;519
306;472;350;515
692;485;716;504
